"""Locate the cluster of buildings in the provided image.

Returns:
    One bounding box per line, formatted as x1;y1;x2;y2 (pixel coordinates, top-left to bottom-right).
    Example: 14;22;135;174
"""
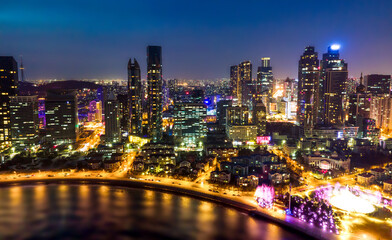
1;43;392;190
356;165;392;193
211;151;290;187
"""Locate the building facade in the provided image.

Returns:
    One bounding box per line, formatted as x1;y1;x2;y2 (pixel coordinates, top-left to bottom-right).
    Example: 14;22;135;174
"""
128;58;142;136
318;45;348;126
173;103;207;148
104;93;120;143
147;46;163;141
297;46;319;131
10;95;38;147
45;90;78;143
0;56;18;148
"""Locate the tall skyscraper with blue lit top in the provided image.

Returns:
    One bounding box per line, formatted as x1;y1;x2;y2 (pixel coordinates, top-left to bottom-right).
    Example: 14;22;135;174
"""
318;45;348;126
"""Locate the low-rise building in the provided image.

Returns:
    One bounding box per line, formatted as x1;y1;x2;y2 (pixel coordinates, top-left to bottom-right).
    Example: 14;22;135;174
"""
226;124;258;142
237;175;259;188
206;147;238;161
133;161;144;171
304;151;350;172
268;170;290;185
141;143;176;167
357;172;375;185
87;159;101;170
210;171;231;184
104;159;121;171
383;179;392;192
370;168;386;181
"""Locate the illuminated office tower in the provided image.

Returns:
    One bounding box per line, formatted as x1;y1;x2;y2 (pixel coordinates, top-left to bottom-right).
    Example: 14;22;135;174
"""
88;100;102;122
318;45;348;126
38;97;46;128
10;96;38;147
168;79;178;99
297;46;319;130
239;61;252;106
347;80;371;126
230;65;239;99
45;90;78;143
226;106;249;126
365;74;391;95
0;57;18;148
147;46;163;141
117;93;129;136
253;101;267;136
173;103;207;148
256;58;273;98
128;58;142;136
104;92;120;143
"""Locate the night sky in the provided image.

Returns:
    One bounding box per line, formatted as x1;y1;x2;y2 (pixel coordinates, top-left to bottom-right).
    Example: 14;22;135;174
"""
1;0;391;81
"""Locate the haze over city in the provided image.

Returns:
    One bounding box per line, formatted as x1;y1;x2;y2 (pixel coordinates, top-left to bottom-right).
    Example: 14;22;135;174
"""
1;0;392;80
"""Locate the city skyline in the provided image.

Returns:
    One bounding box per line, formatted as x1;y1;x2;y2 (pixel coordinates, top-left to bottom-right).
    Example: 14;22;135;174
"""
2;2;392;240
1;1;392;81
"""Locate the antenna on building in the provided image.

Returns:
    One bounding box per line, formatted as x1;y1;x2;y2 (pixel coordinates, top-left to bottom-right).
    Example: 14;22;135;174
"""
20;55;25;82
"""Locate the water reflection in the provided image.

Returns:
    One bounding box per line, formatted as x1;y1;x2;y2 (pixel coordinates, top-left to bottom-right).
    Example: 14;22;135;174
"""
0;185;304;240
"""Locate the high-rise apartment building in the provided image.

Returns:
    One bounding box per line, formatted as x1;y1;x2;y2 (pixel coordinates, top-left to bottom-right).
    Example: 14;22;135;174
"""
365;74;391;95
117;93;129;136
173;103;207;148
10;95;38;147
226;106;250;126
318;45;348;126
256;58;273;99
230;65;239;99
45;90;78;143
239;61;253;106
253;101;267;136
128;58;142;136
147;46;163;141
347;80;371;126
297;46;319;130
0;57;18;147
88;100;102;122
104;92;120;143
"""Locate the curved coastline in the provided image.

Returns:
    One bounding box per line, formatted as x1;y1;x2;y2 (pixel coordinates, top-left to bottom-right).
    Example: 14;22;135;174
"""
0;177;336;240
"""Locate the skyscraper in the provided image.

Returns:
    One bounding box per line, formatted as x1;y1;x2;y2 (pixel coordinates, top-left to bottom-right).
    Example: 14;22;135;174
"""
173;103;207;148
318;45;348;126
45;90;78;143
104;92;120;143
347;82;371;126
117;93;129;136
0;57;18;147
257;58;273;99
253;101;267;137
365;74;391;95
297;46;319;131
128;58;142;136
147;46;163;141
10;96;39;147
230;65;239;99
238;61;252;106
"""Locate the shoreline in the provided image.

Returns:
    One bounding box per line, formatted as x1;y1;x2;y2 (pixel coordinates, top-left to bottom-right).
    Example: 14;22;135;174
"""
0;177;337;240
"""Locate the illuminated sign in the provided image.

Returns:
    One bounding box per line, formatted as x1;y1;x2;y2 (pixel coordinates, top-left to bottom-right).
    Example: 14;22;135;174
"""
256;136;271;145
